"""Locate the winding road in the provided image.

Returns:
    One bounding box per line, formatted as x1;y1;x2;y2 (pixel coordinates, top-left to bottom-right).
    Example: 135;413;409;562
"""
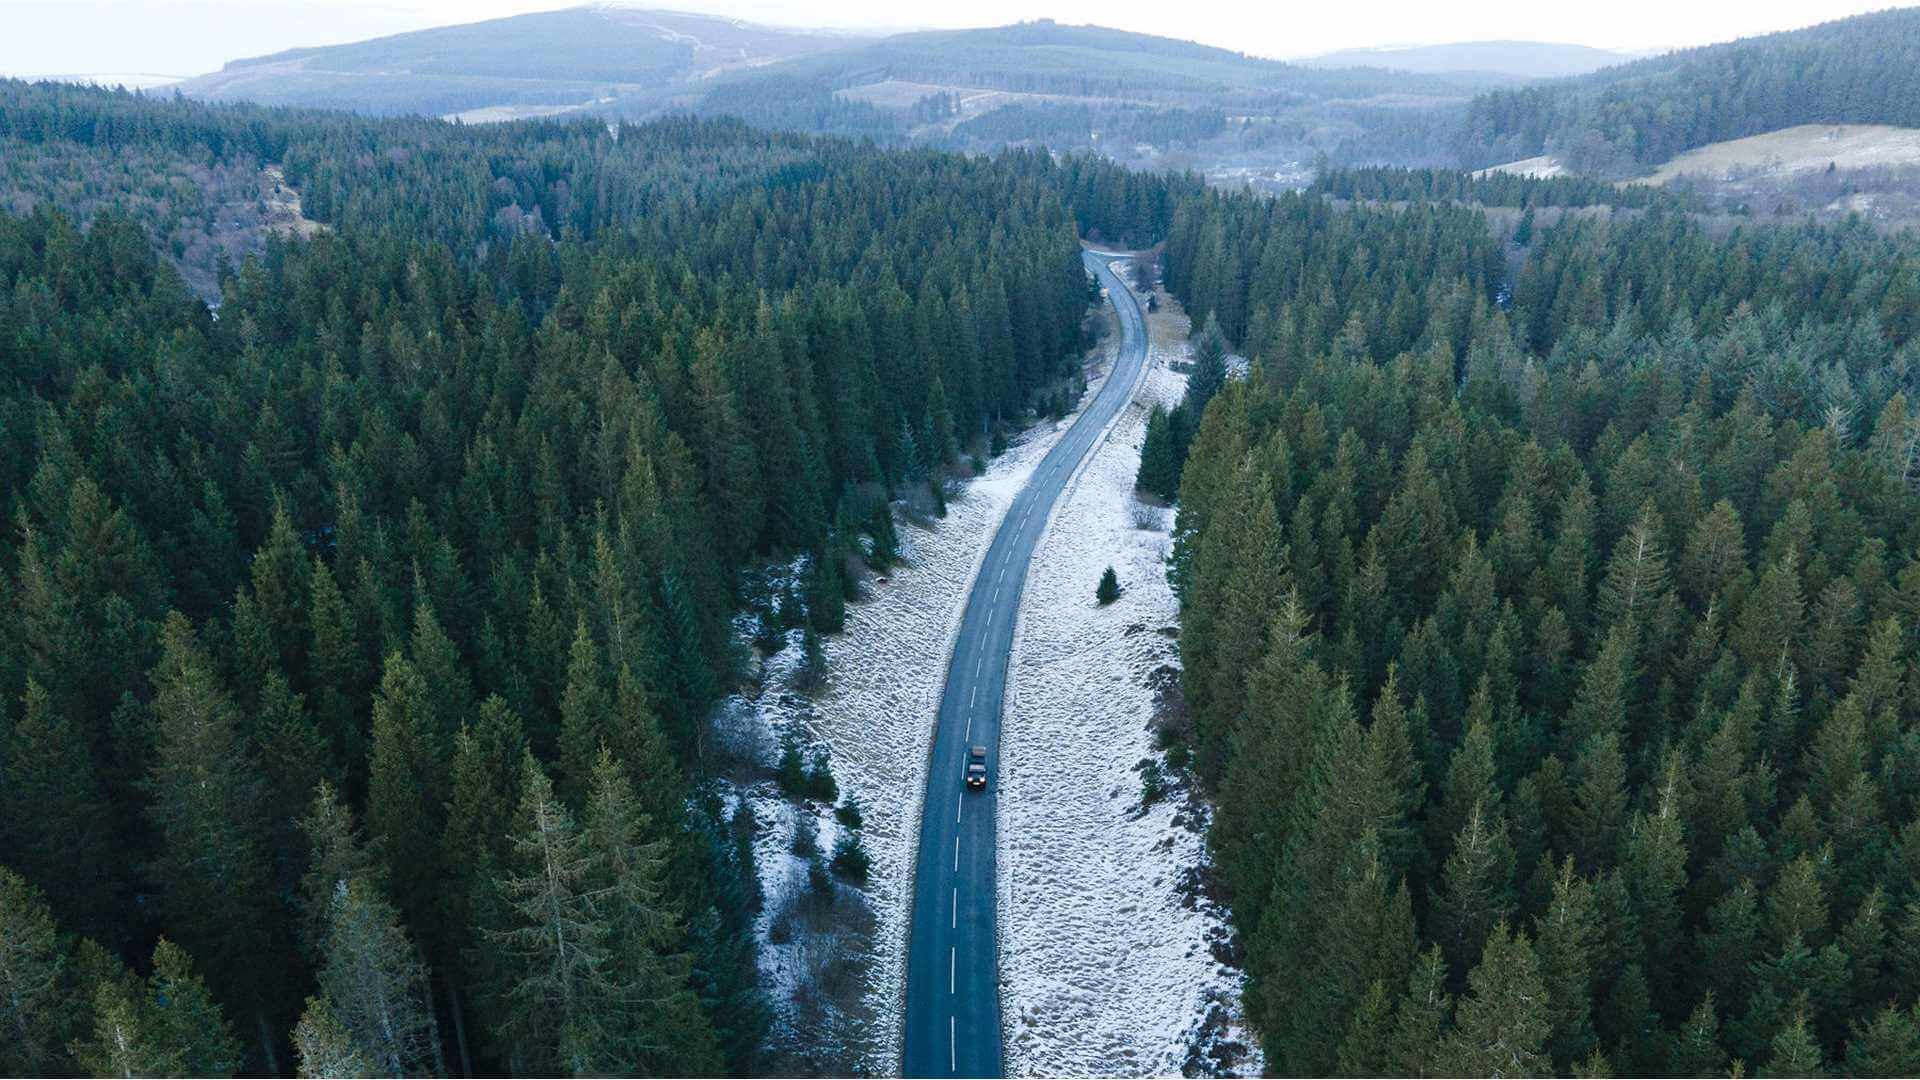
900;249;1150;1077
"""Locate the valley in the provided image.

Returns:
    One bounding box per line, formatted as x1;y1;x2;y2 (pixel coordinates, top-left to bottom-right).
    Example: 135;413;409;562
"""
9;3;1920;1079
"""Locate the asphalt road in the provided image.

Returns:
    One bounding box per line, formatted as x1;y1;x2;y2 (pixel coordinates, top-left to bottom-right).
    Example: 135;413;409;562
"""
900;249;1150;1078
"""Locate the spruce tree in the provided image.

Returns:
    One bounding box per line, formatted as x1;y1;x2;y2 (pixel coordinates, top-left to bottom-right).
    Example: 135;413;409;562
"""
366;651;450;954
480;753;610;1073
1;679;116;938
0;867;84;1073
1440;921;1551;1077
142;613;275;1034
579;750;722;1074
306;878;439;1076
1137;405;1181;500
74;939;244;1079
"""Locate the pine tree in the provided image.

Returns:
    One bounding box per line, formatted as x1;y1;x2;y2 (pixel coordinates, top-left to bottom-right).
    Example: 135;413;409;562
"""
1432;800;1516;981
0;867;84;1073
367;651;451;953
578;750;722;1074
1595;508;1671;635
297;780;378;962
74;939;244;1079
1137;404;1182;500
1672;994;1728;1078
1845;1004;1920;1076
1096;566;1121;605
479;753;610;1073
1761;1010;1826;1078
1440;921;1551;1077
307;560;368;777
1;678;116;937
1621;767;1689;997
1533;858;1599;1069
1385;945;1454;1076
293;997;376;1079
1188;313;1230;415
306;878;439;1076
142;613;275;1027
557;615;615;810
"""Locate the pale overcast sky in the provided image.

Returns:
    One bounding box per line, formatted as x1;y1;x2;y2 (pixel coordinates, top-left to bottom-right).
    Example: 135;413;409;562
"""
0;0;1902;78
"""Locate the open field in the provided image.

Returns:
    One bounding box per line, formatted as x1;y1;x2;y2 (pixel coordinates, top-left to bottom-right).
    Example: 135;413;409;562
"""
1474;153;1566;179
1646;123;1920;183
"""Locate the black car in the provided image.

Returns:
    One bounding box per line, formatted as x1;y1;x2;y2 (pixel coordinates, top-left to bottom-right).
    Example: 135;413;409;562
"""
965;745;988;789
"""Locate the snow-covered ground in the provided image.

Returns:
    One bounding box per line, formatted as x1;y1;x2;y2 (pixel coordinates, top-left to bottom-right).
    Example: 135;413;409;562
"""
999;271;1261;1077
716;262;1259;1075
717;376;1089;1071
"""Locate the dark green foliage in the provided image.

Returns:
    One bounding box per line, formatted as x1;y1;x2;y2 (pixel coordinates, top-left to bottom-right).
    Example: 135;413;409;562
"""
804;750;840;804
1136;404;1183;499
1097;566;1122;605
794;625;828;693
1313;166;1694;211
1168;176;1920;1074
1459;9;1920;174
0;80;1173;1073
829;830;871;885
776;738;808;799
1133;314;1228;500
73;939;244;1078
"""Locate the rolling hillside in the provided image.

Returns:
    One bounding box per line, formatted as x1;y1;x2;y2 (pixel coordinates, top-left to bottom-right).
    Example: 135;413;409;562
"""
1458;6;1920;175
176;6;858;118
1302;40;1632;80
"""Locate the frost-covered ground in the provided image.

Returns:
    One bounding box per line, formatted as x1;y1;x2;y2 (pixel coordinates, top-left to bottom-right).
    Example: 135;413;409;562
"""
713;261;1259;1076
714;372;1091;1072
1000;268;1262;1077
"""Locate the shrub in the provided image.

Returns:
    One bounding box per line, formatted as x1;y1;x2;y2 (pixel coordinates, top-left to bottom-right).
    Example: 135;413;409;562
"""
830;831;872;885
776;737;807;798
1097;566;1121;605
804;751;840;803
1139;759;1168;810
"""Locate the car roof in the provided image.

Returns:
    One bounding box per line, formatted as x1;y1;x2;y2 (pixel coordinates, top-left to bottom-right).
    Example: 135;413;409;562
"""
970;745;987;756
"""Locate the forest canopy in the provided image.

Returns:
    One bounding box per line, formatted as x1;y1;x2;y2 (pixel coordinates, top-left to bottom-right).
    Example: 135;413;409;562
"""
1159;180;1920;1075
0;80;1170;1075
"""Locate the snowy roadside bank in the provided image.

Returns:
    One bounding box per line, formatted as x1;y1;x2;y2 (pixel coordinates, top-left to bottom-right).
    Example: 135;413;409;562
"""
714;321;1122;1072
999;269;1261;1077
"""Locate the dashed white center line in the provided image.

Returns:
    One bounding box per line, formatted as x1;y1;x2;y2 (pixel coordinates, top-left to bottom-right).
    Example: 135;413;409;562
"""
952;886;957;928
953;835;959;870
956;795;963;824
950;1016;956;1072
950;947;955;994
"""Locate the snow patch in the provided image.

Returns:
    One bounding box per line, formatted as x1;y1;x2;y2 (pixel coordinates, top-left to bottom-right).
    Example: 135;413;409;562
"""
718;403;1083;1071
999;312;1261;1076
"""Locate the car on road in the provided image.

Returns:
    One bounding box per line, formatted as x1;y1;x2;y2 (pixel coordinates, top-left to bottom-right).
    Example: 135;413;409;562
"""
965;745;988;789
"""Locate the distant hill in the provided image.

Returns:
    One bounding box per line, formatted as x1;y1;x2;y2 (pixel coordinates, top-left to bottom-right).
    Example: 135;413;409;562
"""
176;6;858;118
1301;41;1632;80
692;19;1505;174
1459;7;1920;175
170;10;1509;176
743;19;1506;101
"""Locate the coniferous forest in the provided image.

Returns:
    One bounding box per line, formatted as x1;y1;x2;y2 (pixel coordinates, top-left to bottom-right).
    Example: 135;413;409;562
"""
13;31;1920;1072
0;80;1168;1075
1161;185;1920;1075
